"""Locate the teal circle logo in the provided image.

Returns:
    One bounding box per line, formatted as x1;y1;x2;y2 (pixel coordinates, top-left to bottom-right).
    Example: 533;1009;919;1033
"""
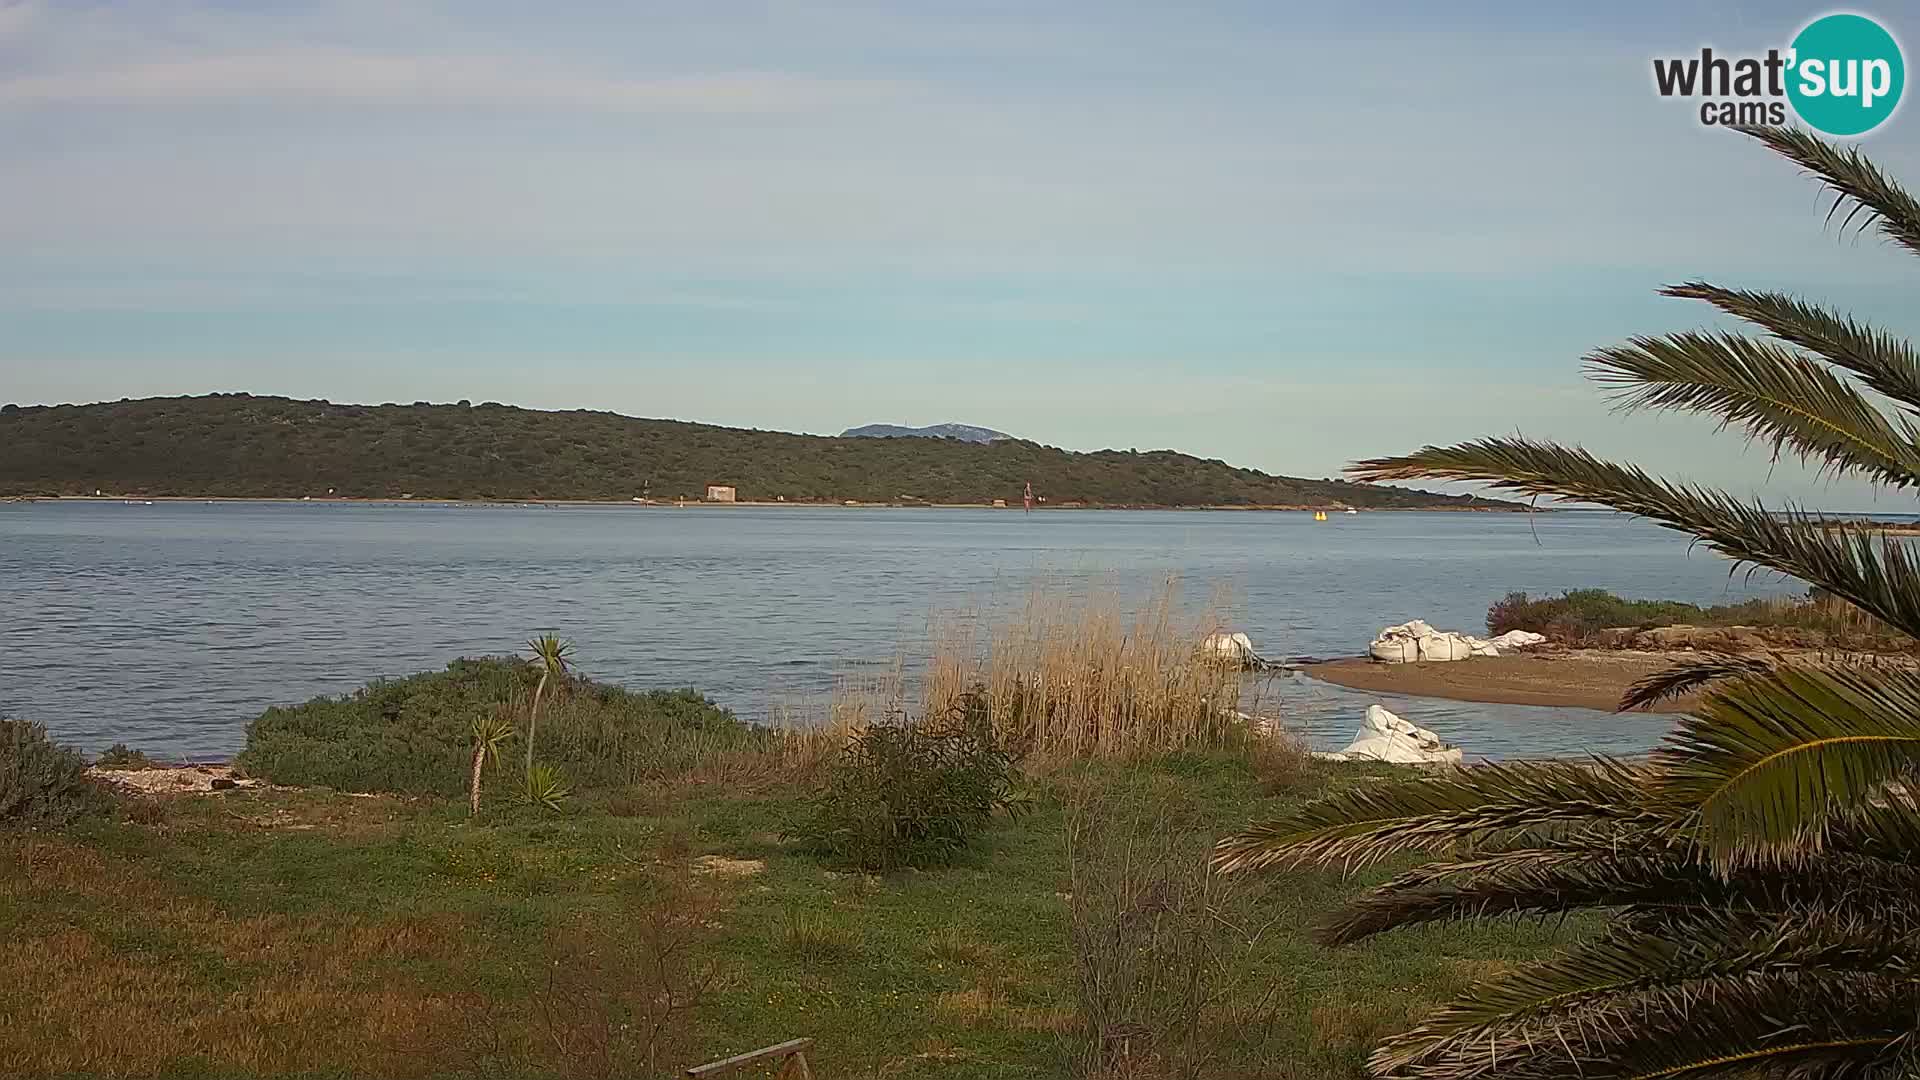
1787;13;1904;135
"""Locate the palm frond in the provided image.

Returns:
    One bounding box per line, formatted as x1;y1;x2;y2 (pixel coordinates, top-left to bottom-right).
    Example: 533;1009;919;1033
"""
1379;971;1911;1079
1827;798;1920;863
1618;654;1776;712
1325;842;1920;946
1588;331;1920;487
1658;665;1920;868
1211;759;1660;874
1348;439;1920;639
1376;918;1918;1079
1661;283;1920;413
1323;845;1696;945
1739;125;1920;260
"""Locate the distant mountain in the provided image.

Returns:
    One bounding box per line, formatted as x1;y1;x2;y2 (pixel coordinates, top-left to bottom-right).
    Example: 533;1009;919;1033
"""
840;422;1011;443
0;394;1520;510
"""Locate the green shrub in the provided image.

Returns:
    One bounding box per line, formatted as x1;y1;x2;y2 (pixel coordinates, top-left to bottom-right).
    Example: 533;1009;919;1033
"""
238;657;762;796
1;719;111;825
791;695;1022;871
93;744;156;770
1487;589;1705;642
1488;587;1908;648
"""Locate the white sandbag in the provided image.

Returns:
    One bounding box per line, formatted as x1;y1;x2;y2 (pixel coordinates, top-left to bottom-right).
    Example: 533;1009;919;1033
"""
1488;629;1547;651
1369;620;1480;663
1202;631;1256;661
1316;705;1463;765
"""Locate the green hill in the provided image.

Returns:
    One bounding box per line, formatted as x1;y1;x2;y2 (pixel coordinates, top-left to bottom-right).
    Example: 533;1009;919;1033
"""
0;394;1511;509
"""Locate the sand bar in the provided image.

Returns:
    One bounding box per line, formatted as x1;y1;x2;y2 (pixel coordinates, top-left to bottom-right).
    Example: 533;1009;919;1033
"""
1301;651;1703;714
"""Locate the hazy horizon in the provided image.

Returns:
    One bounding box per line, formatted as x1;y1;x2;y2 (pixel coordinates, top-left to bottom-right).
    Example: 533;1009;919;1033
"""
4;1;1919;510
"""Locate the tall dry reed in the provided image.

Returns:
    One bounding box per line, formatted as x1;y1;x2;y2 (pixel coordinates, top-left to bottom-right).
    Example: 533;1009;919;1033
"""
922;576;1250;761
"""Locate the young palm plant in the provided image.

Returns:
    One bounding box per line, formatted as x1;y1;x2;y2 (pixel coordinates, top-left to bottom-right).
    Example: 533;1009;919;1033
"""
1217;126;1920;1080
467;704;517;817
522;633;575;773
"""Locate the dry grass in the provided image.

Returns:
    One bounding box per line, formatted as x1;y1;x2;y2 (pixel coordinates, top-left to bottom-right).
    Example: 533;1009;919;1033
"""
928;576;1248;761
0;835;465;1078
933;985;1003;1028
762;576;1276;773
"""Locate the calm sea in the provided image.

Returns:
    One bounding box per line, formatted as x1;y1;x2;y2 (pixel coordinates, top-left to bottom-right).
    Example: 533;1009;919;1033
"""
1;501;1807;761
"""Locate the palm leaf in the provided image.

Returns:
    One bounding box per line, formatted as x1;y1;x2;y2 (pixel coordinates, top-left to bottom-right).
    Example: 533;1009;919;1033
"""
1325;842;1920;946
1211;759;1660;873
1739;125;1920;260
1660;283;1920;413
1348;439;1920;639
1377;907;1917;1075
1618;654;1776;712
1657;665;1920;869
1379;967;1911;1079
1587;331;1920;487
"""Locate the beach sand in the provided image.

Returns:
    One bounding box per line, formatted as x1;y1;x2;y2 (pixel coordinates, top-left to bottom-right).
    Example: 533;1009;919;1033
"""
1302;651;1702;714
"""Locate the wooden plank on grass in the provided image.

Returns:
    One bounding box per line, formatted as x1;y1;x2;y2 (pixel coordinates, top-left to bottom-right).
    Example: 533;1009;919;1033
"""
686;1037;814;1078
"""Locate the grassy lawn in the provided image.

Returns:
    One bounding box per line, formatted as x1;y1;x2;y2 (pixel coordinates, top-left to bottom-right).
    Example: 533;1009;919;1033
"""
2;751;1584;1079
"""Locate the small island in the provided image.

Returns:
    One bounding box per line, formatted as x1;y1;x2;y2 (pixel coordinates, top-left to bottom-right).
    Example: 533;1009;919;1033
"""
0;394;1522;510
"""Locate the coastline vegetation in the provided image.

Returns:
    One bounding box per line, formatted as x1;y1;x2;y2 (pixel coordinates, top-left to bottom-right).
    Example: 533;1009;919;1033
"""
1486;585;1906;650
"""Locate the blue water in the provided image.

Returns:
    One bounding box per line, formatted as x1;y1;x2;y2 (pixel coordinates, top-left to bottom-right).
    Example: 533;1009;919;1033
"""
0;501;1801;760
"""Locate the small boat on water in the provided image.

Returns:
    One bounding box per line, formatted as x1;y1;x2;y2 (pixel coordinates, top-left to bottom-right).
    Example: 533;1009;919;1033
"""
1312;510;1328;521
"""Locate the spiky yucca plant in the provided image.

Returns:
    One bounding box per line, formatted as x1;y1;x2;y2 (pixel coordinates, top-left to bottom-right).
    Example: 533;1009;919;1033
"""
1217;127;1920;1079
519;761;571;812
467;705;517;817
522;633;574;773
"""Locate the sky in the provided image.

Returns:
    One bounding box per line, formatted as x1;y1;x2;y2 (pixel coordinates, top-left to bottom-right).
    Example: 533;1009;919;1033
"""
3;1;1919;509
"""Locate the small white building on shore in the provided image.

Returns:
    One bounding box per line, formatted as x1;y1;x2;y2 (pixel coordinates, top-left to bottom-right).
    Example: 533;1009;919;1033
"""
705;484;737;503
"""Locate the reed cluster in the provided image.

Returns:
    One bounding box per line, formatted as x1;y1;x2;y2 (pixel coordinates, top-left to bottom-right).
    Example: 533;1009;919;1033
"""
915;576;1253;761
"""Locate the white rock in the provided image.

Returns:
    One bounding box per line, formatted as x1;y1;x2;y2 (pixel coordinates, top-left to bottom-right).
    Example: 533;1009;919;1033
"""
1316;705;1463;765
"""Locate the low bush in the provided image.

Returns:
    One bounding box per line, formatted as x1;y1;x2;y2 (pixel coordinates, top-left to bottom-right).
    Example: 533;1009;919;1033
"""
92;743;156;770
790;694;1022;871
1486;589;1704;642
1487;586;1907;648
1063;777;1283;1079
1;719;111;825
238;657;765;797
450;871;727;1080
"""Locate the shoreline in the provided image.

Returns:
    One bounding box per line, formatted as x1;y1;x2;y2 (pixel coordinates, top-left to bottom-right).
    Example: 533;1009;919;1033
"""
3;495;1530;513
1301;652;1703;714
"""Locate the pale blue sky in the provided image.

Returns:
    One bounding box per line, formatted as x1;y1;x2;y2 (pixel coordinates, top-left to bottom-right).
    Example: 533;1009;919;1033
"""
3;1;1919;508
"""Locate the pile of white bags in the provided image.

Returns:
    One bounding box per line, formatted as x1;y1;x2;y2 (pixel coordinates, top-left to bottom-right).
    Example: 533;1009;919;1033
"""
1367;620;1545;663
1201;632;1256;662
1316;705;1463;765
